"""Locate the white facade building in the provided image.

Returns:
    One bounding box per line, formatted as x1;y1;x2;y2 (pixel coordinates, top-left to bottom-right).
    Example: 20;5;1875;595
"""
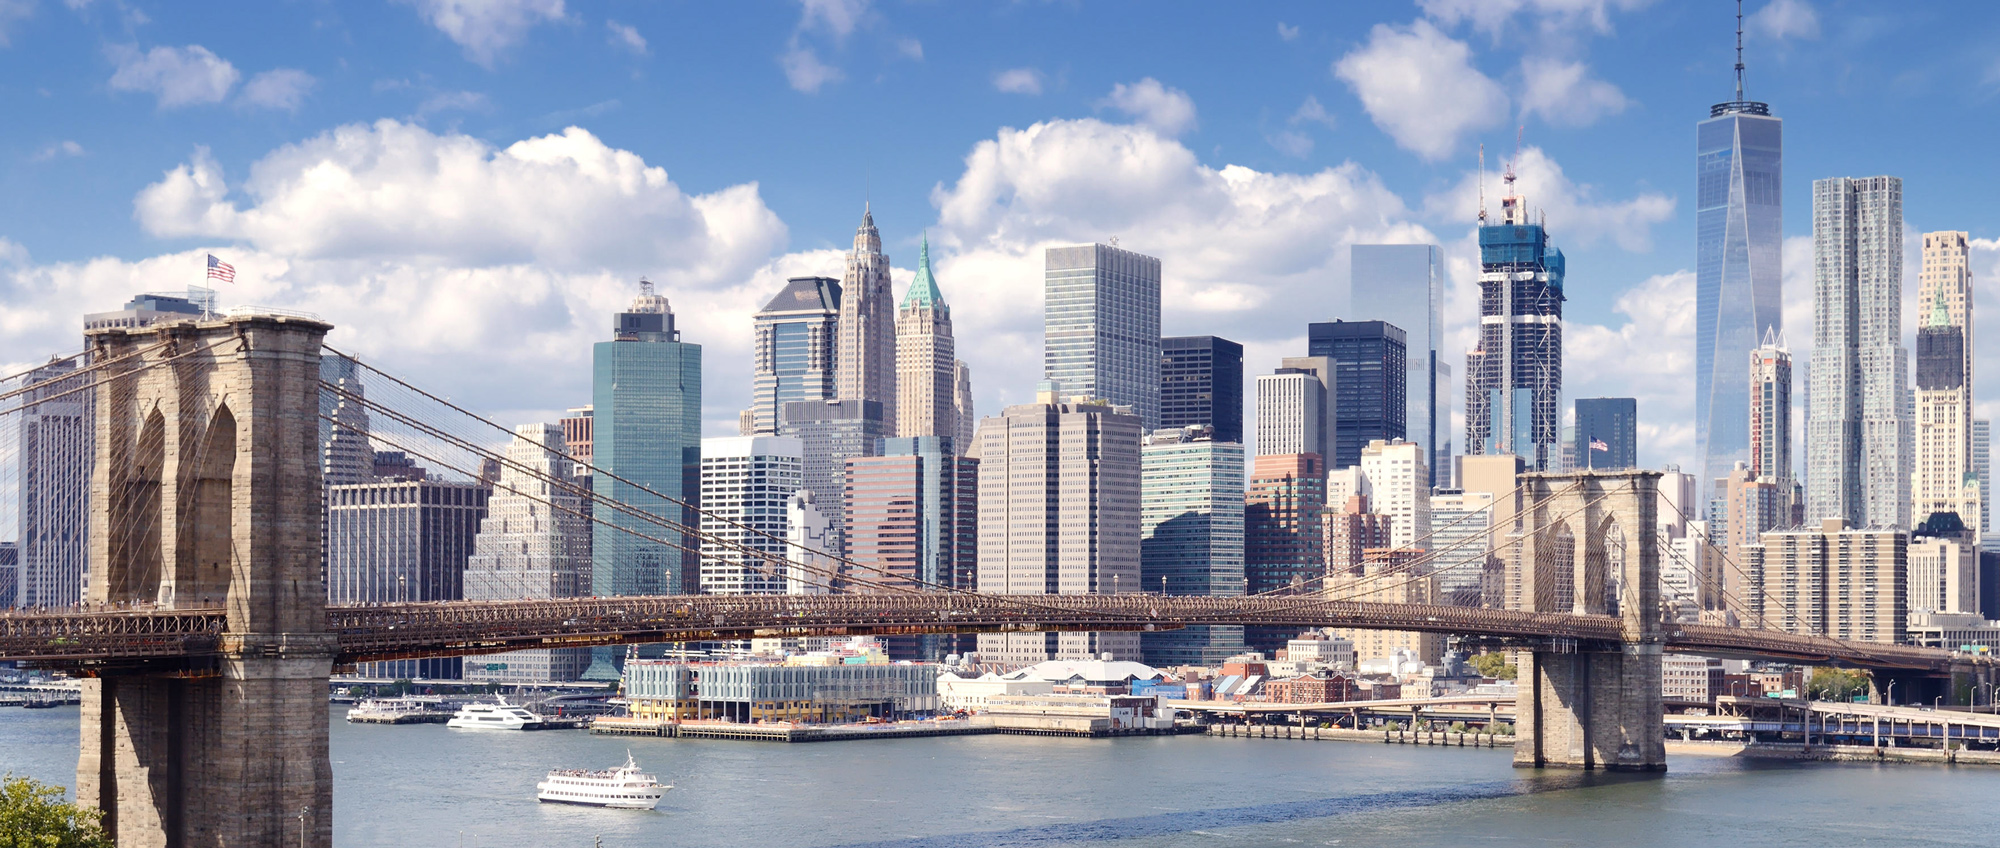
1358;439;1430;550
462;423;591;683
700;436;805;595
786;489;835;595
1255;370;1323;458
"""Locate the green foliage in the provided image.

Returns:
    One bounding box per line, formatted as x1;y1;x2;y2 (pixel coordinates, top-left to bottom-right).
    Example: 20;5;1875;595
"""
0;775;114;848
1469;652;1518;681
1808;668;1870;701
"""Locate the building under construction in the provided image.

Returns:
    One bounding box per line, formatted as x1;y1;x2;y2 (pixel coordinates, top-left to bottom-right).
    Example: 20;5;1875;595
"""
1464;164;1566;471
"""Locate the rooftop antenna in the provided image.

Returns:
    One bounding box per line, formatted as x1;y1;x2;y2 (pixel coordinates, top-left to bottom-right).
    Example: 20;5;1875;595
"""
1735;0;1746;101
639;276;655;297
1506;125;1522;191
1477;144;1486;224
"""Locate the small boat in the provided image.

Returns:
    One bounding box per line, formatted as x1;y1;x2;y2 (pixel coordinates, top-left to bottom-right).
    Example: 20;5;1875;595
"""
446;697;551;730
22;698;58;709
536;751;670;810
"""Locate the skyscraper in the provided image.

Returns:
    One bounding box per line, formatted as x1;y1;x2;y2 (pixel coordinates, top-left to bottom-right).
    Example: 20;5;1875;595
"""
952;361;976;456
1807;176;1907;528
1308;320;1409;469
1160;336;1245;444
746;276;840;435
779;399;887;559
463;423;592;683
1351;244;1451;486
1975;418;1992;542
839;207;898;432
1696;15;1784;495
845;435;978;659
974;392;1143;663
592;281;703;600
12;359;89;609
1255;367;1325;459
1749;336;1792;483
1464;169;1566;471
896;236;959;447
326;477;489;678
1244;453;1326;656
1044;243;1162;430
1914;231;1979;537
699;436;804;596
1140;426;1247;667
1573;397;1637;471
319;354;374;486
1358;439;1430;550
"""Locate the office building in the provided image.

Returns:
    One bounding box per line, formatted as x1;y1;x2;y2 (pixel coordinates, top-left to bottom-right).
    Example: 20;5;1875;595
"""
1307;320;1408;468
463;424;592;683
1464;170;1566;471
80;288;209;331
11;359;89;609
1139;426;1247;667
845;436;978;657
1255;367;1325;459
319;354;374;486
746;276;840;435
1749;338;1792;484
1351;244;1451;486
896;236;962;450
1696;42;1784;495
1324;494;1393;577
1327;549;1442;665
1909;513;1979;617
622;660;940;724
560;405;593;473
1427;490;1495;605
1573;398;1637;471
1456;454;1526;609
974;392;1143;663
0;543;16;609
786;490;836;595
1977;419;1993;545
953;361;976;455
1245;452;1327;656
700;436;805;596
1914;231;1979;537
592;281;702;601
839;208;898;433
327;478;490;678
1740;518;1906;643
1358;439;1430;550
1806;176;1907;528
1044;244;1162;430
1160;336;1244;444
780;398;887;558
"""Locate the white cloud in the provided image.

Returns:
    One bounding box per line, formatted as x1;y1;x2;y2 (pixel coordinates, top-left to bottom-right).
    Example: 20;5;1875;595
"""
1277;21;1299;41
1419;0;1653;39
31;140;85;161
1422;145;1675;252
1564;270;1697;465
0;237;25;266
993;67;1043;95
1097;78;1198;137
799;0;867;40
606;20;646;55
0;0;32;47
1749;0;1819;42
240;68;316;111
1334;20;1506;161
781;45;842;93
896;38;923;61
1268;96;1337;158
1290;95;1337;130
402;0;565;67
107;44;241;108
1518;56;1628;126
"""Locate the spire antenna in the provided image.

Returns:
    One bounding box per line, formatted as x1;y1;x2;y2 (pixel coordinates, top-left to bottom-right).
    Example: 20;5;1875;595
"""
1735;0;1745;102
1477;144;1486;225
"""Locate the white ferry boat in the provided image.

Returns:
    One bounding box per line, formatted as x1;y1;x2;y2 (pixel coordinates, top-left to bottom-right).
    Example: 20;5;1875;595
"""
536;752;670;810
446;698;551;730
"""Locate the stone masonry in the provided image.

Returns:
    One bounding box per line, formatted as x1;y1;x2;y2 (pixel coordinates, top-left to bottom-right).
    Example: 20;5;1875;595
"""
76;315;336;847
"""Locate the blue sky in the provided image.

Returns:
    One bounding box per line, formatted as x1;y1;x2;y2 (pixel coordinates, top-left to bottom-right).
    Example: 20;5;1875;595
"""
3;0;1998;470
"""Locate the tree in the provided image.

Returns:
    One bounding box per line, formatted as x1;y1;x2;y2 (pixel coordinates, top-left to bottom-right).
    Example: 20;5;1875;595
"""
1808;668;1869;701
0;775;114;848
1469;651;1517;681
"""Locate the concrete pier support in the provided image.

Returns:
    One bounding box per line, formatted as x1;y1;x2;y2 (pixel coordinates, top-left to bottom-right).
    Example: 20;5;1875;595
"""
1512;471;1667;772
76;315;335;848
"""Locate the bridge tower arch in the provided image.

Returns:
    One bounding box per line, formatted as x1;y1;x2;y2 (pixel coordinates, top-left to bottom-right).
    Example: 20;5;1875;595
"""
78;315;335;848
1514;469;1665;771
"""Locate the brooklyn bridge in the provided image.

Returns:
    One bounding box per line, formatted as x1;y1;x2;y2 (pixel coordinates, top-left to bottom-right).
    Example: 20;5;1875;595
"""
0;313;1991;848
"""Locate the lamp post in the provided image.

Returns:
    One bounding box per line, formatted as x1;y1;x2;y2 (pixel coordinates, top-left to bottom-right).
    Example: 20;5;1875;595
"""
1885;680;1897;707
297;807;313;848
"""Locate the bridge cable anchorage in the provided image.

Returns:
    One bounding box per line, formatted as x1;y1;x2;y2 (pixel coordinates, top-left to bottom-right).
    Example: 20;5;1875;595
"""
315;352;1154;626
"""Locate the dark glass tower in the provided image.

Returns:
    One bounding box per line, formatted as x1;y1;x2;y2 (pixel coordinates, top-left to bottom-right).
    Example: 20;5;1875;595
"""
747;276;840;435
1307;320;1408;469
1573;397;1638;471
1695;6;1783;493
1464;174;1565;472
1160;335;1244;443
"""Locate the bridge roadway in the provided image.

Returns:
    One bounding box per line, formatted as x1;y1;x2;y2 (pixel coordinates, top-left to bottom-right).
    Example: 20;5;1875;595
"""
0;593;1975;673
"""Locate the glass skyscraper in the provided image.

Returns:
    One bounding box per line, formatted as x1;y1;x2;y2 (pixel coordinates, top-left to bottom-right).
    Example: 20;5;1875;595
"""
1044;243;1162;430
1573;397;1638;471
1350;244;1450;486
591;282;702;594
1695;52;1783;493
1160;336;1243;444
1307;319;1408;469
746;276;840;435
1464;179;1565;472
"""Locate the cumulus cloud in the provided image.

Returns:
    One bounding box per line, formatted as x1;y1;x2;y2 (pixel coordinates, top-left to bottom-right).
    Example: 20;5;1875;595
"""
799;0;867;40
606;20;646;55
1749;0;1819;42
1419;0;1653;39
0;0;31;47
1268;96;1337;158
31;140;85;161
1335;21;1506;161
1518;56;1628;126
993;67;1043;95
781;45;842;93
1422;146;1674;252
107;44;241;108
402;0;566;67
896;38;922;61
779;0;870;93
240;68;316;111
1097;78;1198;137
1564;270;1698;463
1277;21;1299;41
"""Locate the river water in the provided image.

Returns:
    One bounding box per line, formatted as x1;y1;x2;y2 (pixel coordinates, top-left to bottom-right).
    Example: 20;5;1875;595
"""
2;704;1995;847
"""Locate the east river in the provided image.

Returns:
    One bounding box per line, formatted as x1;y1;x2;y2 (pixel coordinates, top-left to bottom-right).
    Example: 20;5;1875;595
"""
4;704;1997;847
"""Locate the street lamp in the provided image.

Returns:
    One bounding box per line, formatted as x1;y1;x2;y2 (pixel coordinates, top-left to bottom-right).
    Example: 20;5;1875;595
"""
1886;680;1897;707
297;807;313;848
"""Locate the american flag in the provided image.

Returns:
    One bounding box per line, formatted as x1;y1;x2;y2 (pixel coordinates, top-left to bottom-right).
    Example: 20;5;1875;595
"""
206;254;235;284
1590;438;1609;452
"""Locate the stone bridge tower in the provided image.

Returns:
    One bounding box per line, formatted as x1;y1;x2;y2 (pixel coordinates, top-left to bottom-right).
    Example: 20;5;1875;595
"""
1513;469;1666;771
77;314;335;847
